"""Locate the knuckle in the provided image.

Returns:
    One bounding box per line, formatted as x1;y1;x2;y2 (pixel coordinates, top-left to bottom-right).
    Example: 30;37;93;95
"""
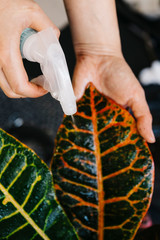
29;1;43;14
22;1;41;18
133;87;145;103
138;87;145;98
31;1;41;11
140;88;145;97
148;112;153;122
0;50;10;67
12;83;24;95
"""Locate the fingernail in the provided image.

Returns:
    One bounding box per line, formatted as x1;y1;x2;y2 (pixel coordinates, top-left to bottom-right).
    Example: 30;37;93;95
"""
149;131;156;143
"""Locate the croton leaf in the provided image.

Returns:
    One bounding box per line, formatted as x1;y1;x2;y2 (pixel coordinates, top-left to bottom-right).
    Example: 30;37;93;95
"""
51;83;154;240
0;129;78;240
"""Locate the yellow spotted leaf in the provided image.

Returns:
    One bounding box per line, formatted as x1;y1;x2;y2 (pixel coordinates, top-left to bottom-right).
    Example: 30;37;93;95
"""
0;129;78;240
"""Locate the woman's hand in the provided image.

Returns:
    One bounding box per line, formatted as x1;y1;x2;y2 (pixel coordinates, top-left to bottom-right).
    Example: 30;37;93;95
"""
64;0;155;143
0;0;60;98
73;54;155;143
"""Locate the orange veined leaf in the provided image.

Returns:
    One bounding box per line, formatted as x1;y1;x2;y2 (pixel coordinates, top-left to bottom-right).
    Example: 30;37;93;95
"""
51;83;154;240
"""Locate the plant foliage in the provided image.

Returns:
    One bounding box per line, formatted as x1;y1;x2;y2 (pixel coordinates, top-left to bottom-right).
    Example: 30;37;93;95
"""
0;129;78;240
51;83;154;240
0;83;154;240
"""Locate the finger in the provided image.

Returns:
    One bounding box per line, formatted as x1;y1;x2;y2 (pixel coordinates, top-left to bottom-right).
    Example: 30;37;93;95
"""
2;35;48;98
72;64;90;100
14;7;60;96
137;114;155;143
0;2;60;99
29;5;60;38
2;62;47;98
129;93;155;143
16;6;60;96
0;69;25;98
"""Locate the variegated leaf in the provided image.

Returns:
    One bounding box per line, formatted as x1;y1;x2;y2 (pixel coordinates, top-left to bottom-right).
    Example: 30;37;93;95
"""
0;129;78;240
51;83;154;240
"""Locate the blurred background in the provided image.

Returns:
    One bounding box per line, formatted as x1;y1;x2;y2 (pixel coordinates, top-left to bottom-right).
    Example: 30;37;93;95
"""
0;0;160;228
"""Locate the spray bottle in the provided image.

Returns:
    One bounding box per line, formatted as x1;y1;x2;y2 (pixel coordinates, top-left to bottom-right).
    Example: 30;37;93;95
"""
20;27;77;115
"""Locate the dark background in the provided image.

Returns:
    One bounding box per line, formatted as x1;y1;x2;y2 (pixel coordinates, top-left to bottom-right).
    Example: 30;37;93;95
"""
0;0;160;226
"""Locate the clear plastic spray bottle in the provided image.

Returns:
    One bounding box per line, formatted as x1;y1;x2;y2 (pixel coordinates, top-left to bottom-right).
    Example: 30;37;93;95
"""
20;27;77;115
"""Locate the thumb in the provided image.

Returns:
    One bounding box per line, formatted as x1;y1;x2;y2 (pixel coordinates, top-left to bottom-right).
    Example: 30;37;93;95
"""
129;94;155;143
72;63;91;100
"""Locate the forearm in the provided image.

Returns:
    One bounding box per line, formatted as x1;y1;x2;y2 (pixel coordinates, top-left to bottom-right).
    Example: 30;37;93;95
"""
64;0;122;56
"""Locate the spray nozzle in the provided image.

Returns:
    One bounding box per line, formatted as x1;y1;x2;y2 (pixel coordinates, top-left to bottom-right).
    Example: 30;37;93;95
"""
20;27;77;115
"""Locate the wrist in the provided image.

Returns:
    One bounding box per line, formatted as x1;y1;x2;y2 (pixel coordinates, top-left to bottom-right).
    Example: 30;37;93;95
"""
64;0;122;58
74;42;122;58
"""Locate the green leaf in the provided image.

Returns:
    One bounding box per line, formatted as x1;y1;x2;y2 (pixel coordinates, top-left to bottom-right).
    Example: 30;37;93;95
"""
0;129;78;240
51;83;154;240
